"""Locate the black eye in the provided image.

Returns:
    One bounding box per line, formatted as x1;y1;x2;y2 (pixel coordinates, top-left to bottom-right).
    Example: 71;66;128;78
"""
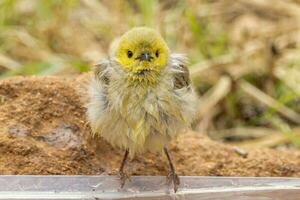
155;50;159;57
127;50;133;58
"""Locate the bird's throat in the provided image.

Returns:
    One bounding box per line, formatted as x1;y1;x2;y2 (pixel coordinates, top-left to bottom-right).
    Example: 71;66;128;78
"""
127;70;160;86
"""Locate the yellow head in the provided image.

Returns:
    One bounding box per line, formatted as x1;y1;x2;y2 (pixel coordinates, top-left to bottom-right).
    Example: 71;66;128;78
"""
113;27;169;85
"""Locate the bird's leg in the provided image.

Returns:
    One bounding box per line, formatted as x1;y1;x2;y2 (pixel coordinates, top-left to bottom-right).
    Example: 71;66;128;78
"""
118;149;130;188
164;147;180;192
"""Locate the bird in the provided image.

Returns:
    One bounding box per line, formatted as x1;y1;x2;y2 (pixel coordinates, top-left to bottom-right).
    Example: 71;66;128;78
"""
86;27;196;192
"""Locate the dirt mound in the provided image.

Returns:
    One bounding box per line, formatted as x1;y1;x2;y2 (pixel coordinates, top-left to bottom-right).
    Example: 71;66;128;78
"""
0;75;300;176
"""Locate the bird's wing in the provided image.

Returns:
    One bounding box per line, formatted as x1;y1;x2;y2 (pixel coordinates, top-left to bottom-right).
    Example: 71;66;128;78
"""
173;64;191;89
170;54;191;89
93;59;111;85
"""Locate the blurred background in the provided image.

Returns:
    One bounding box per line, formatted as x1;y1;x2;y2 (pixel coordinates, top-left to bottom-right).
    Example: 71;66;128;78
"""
0;0;299;150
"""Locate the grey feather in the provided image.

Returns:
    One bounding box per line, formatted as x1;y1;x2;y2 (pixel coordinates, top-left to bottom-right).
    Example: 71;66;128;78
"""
94;59;111;85
169;54;191;89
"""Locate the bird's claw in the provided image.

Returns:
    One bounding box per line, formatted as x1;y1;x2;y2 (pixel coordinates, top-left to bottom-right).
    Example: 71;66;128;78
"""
118;171;130;188
166;171;180;193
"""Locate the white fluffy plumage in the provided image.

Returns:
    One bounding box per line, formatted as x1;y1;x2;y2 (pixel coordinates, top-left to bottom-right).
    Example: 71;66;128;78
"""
87;53;197;157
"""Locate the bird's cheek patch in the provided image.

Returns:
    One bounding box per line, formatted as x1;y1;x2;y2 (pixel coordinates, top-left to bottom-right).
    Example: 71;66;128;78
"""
155;53;168;70
116;55;135;71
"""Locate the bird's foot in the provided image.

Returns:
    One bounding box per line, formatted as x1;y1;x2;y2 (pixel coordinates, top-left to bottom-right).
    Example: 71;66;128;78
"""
166;171;180;193
118;171;130;188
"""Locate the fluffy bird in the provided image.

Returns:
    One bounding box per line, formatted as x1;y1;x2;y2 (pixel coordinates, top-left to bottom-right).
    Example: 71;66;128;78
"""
87;27;196;192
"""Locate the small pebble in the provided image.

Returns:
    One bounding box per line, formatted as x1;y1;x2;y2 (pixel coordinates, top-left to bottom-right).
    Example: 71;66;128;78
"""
233;146;248;158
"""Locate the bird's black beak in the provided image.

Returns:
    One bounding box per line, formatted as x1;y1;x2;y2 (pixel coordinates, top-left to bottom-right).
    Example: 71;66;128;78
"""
136;51;153;61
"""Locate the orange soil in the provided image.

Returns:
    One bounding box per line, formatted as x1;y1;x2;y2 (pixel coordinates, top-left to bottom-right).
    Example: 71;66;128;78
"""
0;75;299;176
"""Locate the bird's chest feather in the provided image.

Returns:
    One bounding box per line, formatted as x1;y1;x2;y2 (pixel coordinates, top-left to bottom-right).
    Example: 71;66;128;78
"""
107;79;181;134
116;86;163;119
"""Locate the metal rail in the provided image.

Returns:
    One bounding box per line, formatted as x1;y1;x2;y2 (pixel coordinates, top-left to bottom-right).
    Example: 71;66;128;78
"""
0;176;299;199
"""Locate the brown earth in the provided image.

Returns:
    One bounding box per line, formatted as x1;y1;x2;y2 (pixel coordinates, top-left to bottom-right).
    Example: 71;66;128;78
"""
0;75;300;176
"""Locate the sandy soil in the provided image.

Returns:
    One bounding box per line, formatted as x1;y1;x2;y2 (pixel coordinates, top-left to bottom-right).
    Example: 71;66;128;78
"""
0;75;300;176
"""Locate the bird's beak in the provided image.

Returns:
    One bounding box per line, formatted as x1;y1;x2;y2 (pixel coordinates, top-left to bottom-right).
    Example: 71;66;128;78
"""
137;51;153;61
